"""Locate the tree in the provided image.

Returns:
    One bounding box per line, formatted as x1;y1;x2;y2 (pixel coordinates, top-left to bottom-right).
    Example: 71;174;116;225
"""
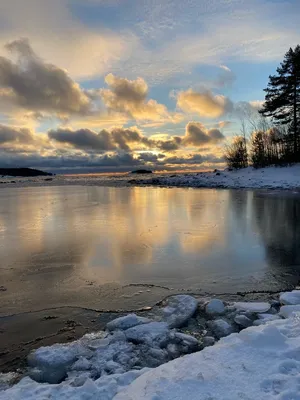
251;131;266;168
259;45;300;159
224;136;248;169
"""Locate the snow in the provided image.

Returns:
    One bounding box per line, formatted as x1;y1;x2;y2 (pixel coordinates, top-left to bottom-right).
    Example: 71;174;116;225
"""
234;301;271;313
0;369;150;400
135;165;300;190
280;290;300;305
3;293;300;399
205;299;225;316
1;165;300;191
115;316;300;400
279;304;300;318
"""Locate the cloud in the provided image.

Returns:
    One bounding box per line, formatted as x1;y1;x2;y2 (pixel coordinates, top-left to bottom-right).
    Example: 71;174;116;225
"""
0;121;225;171
49;121;226;154
155;137;182;151
0;39;93;117
137;152;165;163
110;127;152;151
101;73;181;122
163;153;224;165
216;121;231;129
215;65;235;88
0;0;132;80
0;124;34;144
177;89;233;118
0;149;143;170
48;126;154;152
182;122;225;147
48;128;115;151
248;100;265;110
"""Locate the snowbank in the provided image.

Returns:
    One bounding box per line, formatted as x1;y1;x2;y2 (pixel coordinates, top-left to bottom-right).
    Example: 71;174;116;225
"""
115;316;300;400
135;165;300;190
2;293;300;399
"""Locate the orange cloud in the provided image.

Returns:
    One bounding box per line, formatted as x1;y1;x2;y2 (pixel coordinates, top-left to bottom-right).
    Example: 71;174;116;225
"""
101;73;182;123
177;89;233;118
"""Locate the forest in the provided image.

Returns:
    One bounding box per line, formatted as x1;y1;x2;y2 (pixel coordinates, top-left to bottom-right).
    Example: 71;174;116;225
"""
225;45;300;169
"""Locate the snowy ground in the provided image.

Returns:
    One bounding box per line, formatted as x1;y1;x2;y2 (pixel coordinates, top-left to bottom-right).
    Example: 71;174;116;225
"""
2;291;300;399
116;316;300;400
135;165;300;190
0;164;300;190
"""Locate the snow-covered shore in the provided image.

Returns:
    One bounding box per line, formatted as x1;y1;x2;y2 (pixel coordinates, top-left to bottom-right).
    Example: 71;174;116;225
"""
134;165;300;190
0;164;300;190
2;291;300;399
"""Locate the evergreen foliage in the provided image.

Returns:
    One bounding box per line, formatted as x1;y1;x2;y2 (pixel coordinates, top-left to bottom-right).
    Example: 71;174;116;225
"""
259;45;300;160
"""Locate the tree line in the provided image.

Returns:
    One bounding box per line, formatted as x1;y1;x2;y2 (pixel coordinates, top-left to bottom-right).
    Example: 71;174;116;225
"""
225;45;300;169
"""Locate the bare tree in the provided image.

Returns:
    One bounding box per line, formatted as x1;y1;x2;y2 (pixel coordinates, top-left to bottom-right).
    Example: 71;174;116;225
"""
224;136;248;169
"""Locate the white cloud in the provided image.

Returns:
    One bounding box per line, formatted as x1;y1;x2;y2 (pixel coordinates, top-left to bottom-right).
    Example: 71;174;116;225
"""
0;0;134;80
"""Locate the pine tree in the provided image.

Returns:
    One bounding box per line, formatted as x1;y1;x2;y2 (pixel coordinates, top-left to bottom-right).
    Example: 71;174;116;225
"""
259;45;300;159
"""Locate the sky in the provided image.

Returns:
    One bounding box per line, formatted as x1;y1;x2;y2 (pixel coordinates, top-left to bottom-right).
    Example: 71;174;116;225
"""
0;0;299;173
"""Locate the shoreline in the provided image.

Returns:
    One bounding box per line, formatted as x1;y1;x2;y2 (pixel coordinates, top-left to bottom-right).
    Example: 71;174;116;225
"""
0;164;299;191
0;289;294;374
2;289;300;399
1;166;300;393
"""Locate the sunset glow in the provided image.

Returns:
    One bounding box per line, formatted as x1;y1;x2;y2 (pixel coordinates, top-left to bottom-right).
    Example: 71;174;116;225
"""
0;0;299;172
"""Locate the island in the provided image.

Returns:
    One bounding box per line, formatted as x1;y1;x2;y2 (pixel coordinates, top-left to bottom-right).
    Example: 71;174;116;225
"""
0;168;53;177
130;169;152;174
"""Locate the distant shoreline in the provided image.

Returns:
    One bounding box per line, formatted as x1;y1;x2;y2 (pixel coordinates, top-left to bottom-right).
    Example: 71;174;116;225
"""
0;167;52;177
0;165;299;191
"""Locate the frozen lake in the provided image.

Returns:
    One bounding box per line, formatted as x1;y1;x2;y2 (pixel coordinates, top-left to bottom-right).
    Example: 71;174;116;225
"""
1;185;300;314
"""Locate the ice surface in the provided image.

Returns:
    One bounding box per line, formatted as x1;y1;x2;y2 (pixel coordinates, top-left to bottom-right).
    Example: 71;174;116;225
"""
106;314;151;331
234;314;253;328
23;316;199;386
158;295;198;328
124;322;169;346
208;319;234;339
202;336;215;347
253;314;282;326
234;302;271;313
280;290;300;305
205;299;225;315
279;304;300;318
